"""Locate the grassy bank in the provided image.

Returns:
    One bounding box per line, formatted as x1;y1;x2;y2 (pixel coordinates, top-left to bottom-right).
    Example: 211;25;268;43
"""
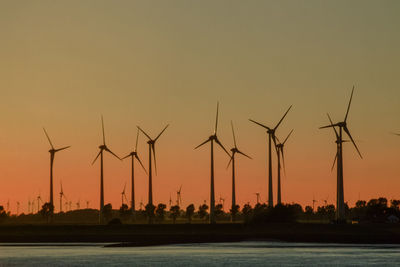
0;223;399;245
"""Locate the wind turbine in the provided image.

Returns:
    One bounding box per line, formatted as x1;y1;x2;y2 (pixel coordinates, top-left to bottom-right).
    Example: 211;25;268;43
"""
122;129;147;213
28;199;31;214
86;201;90;209
176;185;182;206
312;196;317;211
92;116;121;223
227;121;251;221
76;199;80;210
137;124;169;208
16;201;20;215
275;129;294;205
320;86;362;222
59;181;66;212
255;192;260;204
195;102;230;224
37;193;42;213
249;105;292;207
43;128;70;213
121;182;128;206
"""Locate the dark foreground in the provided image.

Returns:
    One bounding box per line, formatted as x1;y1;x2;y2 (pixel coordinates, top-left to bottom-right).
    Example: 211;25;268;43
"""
0;223;399;246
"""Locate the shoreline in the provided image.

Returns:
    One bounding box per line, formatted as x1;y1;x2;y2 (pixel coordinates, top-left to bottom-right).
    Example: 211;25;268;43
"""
0;223;399;246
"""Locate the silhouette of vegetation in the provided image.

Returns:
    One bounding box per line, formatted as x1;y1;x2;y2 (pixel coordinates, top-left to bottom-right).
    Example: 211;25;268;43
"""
198;204;209;221
119;204;131;222
156;203;166;223
185;204;195;223
230;204;240;221
145;203;156;223
170;205;180;224
0;206;8;223
102;203;113;223
40;202;54;223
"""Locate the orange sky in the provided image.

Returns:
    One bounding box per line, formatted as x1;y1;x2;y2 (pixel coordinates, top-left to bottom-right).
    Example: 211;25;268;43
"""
1;1;400;214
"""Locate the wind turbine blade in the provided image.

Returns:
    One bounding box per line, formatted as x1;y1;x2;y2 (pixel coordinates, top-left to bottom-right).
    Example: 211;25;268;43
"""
343;126;363;159
135;154;148;174
135;128;140;151
55;146;71;152
101;115;106;145
231;121;237;148
122;154;131;160
194;138;211;149
154;124;169;141
179;185;182;193
274;105;292;130
214;102;219;135
344;86;355;122
327;113;339;139
215;137;231;157
123;182;126;193
331;152;338;172
91;150;102;165
105;147;121;160
249;119;271;131
137;126;152;140
282;129;294;145
43;128;54;149
319;124;340;129
226;156;233;169
237;149;252;159
281;147;286;175
152;143;157;175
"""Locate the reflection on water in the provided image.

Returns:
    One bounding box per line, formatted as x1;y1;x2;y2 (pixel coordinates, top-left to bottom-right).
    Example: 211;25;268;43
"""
1;242;400;266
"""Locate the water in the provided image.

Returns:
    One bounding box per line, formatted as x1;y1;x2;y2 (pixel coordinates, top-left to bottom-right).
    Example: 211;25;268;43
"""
0;242;399;266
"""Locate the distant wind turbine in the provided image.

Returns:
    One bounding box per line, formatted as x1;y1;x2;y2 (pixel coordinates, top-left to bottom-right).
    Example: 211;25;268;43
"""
121;182;128;206
227;121;251;221
195;102;230;224
320;86;362;222
137;124;169;209
43;128;70;213
122;129;147;213
59;181;66;212
176;185;182;206
275;129;294;205
249;105;292;207
92;116;121;223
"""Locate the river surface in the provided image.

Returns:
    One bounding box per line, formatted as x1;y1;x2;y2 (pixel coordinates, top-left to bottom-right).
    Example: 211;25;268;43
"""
0;241;399;266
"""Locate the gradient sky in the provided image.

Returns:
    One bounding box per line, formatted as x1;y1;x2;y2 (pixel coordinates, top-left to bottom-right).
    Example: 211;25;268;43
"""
1;1;400;214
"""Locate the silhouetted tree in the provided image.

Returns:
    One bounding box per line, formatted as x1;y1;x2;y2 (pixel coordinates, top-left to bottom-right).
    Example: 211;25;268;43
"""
366;198;388;222
102;203;113;222
156;203;167;223
305;206;313;216
241;203;253;222
145;203;156;223
198;204;209;221
170;205;180;224
230;204;240;221
40;202;54;223
214;204;224;219
0;206;7;223
119;204;130;221
185;204;195;223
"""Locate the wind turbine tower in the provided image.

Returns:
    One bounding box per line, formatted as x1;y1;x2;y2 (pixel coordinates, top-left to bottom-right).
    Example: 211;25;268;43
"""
43;128;70;214
227;121;251;221
92;116;121;223
137;125;169;209
275;129;294;205
122;129;147;213
320;87;362;222
250;105;292;207
195;102;230;224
